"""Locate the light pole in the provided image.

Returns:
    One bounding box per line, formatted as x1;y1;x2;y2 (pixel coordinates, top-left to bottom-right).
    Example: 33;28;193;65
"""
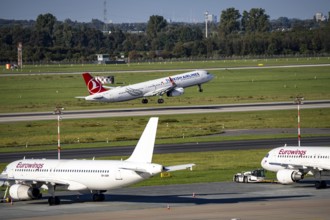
54;107;64;160
204;11;209;38
294;97;304;146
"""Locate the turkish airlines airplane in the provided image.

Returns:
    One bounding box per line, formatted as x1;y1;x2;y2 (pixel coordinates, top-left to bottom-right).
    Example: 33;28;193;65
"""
261;146;330;189
0;117;194;205
77;70;214;104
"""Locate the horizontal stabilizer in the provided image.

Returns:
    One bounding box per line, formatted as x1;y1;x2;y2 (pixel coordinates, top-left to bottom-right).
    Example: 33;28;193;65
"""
164;163;195;172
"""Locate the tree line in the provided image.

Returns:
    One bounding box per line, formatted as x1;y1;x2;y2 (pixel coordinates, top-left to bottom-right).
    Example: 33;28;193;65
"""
0;8;329;64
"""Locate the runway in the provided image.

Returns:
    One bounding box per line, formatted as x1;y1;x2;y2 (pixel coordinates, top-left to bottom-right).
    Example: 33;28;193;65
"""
1;100;330;122
1;180;329;220
0;136;329;163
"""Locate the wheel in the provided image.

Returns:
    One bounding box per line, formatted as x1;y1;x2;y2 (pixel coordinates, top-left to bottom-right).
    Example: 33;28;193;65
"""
141;99;148;104
243;176;248;183
48;197;54;205
157;98;164;104
321;180;327;188
93;193;105;201
48;196;60;205
54;196;60;205
315;181;323;189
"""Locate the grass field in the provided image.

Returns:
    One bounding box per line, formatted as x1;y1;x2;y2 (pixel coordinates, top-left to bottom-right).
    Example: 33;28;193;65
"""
2;57;330;74
0;60;330;113
0;108;329;152
0;58;328;188
0;148;275;188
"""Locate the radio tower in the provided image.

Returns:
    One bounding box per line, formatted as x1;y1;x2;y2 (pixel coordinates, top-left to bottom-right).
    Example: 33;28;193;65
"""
103;1;108;33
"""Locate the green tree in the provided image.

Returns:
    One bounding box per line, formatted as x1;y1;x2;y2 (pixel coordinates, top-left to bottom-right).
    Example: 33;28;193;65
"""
35;13;57;47
218;8;241;36
146;15;167;39
242;8;270;32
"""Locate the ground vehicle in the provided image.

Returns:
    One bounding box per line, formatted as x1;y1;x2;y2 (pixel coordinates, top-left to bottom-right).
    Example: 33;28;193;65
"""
233;169;265;183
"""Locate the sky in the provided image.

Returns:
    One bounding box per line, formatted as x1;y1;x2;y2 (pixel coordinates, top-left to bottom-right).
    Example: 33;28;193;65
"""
1;0;329;23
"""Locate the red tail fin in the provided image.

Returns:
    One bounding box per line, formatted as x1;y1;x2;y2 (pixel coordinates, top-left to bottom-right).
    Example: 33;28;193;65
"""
82;73;108;95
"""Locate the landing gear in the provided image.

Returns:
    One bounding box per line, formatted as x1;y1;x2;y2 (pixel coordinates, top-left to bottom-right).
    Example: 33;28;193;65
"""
315;180;327;189
141;97;165;104
48;196;60;205
198;84;203;92
92;193;105;201
47;184;60;206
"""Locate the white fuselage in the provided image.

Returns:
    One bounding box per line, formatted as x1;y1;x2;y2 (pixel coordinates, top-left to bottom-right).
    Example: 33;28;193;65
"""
3;159;163;191
85;70;213;102
261;146;330;172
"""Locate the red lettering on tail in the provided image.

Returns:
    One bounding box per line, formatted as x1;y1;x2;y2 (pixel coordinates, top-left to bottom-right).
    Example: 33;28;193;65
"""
82;73;108;95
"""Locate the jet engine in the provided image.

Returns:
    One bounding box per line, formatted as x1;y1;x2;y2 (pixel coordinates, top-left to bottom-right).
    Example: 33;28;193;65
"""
167;87;184;97
276;169;304;184
9;184;41;200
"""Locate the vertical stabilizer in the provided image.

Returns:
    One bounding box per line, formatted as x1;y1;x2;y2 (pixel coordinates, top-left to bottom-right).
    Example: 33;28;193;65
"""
126;117;159;163
82;73;108;95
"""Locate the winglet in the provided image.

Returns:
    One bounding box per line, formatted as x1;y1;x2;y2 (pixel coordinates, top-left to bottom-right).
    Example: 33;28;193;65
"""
126;117;159;163
82;73;108;95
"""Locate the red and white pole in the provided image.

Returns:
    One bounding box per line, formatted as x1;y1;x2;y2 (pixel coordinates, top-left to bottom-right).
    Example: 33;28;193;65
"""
295;97;303;147
297;103;301;147
57;114;61;160
54;107;64;160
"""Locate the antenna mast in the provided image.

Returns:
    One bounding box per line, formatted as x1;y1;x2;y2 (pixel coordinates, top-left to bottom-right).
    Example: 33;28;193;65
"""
295;96;304;147
103;1;108;33
54;107;64;160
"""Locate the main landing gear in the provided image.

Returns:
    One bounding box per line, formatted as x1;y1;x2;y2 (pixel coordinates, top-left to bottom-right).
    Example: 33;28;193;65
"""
315;180;327;189
48;184;60;206
48;196;60;205
141;98;165;104
92;193;105;201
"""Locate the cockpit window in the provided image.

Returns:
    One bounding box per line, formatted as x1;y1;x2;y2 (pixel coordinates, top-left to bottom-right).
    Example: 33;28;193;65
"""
264;153;269;158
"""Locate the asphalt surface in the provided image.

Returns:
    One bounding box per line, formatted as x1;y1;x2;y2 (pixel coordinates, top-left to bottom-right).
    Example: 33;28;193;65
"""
1;136;329;163
1;100;330;122
1;180;329;220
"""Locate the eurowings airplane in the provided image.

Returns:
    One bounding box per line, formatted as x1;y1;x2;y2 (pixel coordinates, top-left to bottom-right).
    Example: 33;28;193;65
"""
0;117;195;205
261;146;330;189
77;70;214;104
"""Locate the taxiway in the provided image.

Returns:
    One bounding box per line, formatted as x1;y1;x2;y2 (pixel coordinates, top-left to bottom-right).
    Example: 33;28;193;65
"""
1;100;330;123
1;180;329;220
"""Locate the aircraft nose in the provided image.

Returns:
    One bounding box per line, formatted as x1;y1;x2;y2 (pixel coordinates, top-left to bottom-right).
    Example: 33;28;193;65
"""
207;72;214;80
261;158;268;169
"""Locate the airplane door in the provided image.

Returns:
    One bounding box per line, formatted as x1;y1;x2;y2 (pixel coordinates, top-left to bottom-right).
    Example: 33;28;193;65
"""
115;169;122;180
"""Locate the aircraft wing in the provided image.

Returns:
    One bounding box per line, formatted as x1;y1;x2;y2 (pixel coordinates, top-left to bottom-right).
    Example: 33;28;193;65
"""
144;77;177;97
144;85;175;97
0;175;88;191
75;94;104;100
164;163;195;172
